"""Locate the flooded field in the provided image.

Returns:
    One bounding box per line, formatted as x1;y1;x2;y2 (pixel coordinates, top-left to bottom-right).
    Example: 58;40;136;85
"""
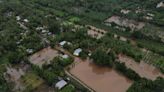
29;47;59;67
70;59;132;92
87;25;107;39
4;64;50;92
118;54;164;80
4;64;29;91
105;16;145;30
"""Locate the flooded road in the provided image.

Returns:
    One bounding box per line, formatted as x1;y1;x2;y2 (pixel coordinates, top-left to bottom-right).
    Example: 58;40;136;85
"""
29;47;59;67
70;59;132;92
118;54;164;80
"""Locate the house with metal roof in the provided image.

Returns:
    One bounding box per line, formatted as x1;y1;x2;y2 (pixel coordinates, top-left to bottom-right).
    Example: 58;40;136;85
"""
73;48;82;56
55;80;68;90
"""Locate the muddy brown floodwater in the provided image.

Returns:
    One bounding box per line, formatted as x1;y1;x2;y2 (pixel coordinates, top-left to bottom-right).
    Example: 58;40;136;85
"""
29;47;59;67
70;59;132;92
118;54;164;80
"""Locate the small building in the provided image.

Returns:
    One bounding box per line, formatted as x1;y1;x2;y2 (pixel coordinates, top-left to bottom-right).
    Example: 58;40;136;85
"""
59;41;67;47
61;54;69;59
55;80;67;90
16;41;21;45
47;32;52;35
88;53;92;56
23;19;29;23
36;27;44;30
73;48;82;56
41;30;47;33
26;49;33;54
114;34;118;38
66;77;70;81
16;16;21;21
120;37;127;42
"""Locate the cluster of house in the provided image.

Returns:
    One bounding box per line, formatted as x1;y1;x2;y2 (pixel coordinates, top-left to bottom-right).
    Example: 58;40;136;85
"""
36;26;52;35
55;80;68;90
15;16;35;54
16;16;29;23
55;40;95;90
16;16;29;30
120;7;156;20
59;41;83;56
55;41;87;90
143;13;155;20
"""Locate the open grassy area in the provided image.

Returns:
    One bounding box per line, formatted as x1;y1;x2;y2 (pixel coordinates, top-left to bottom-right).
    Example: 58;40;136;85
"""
59;84;75;92
137;39;164;55
143;51;164;73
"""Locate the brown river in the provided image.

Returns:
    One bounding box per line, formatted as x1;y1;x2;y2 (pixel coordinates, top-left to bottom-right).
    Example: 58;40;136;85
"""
70;59;132;92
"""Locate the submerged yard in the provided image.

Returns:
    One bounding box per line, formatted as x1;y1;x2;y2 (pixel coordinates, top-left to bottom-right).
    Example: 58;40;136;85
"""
29;47;59;67
69;59;132;92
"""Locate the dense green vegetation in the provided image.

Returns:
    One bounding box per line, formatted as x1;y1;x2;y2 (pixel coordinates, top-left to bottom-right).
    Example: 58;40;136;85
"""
0;74;10;92
91;48;114;67
114;62;141;81
0;0;163;92
132;31;164;55
0;65;10;92
127;77;164;92
59;84;75;92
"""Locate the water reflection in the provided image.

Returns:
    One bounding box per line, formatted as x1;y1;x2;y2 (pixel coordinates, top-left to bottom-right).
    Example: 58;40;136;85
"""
89;61;112;75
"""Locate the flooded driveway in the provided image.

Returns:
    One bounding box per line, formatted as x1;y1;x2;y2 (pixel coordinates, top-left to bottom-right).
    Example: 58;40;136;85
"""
118;54;164;80
70;59;132;92
29;47;59;67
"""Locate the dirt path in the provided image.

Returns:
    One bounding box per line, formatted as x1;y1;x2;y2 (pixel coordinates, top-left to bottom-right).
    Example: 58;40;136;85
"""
65;70;95;92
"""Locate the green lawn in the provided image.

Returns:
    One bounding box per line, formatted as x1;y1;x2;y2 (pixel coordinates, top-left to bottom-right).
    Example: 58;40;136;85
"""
22;72;44;90
59;84;75;92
